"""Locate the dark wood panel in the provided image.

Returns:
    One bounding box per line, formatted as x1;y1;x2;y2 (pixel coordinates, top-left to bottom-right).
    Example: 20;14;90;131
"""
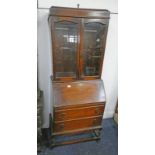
54;102;105;111
50;6;110;19
53;80;106;107
53;116;102;132
54;105;104;121
49;7;109;146
52;125;102;136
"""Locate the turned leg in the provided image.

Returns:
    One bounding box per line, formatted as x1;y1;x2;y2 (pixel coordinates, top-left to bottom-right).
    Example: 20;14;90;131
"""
94;129;101;137
94;129;101;143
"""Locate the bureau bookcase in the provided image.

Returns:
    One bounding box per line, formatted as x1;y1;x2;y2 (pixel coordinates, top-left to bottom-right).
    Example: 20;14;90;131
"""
49;6;110;147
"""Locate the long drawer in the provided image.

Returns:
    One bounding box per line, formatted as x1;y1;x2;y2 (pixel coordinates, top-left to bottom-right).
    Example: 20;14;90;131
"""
53;116;102;133
54;105;104;122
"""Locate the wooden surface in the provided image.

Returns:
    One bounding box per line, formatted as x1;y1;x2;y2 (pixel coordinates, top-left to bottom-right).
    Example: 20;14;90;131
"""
52;80;105;136
52;126;102;136
53;80;106;108
54;105;104;121
49;7;108;146
54;116;102;133
49;6;110;19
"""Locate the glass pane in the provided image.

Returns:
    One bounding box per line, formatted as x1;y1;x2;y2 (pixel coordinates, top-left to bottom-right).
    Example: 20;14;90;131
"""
54;21;78;78
82;22;106;76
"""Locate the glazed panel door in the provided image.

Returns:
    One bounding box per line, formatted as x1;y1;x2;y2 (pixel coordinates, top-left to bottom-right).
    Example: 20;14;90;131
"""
79;18;109;80
51;17;80;81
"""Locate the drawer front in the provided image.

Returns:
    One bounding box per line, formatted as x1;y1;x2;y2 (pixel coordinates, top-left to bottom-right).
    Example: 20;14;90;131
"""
54;105;104;121
53;116;102;133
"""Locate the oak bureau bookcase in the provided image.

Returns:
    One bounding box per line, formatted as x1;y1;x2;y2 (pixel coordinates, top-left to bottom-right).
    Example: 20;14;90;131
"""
48;6;110;147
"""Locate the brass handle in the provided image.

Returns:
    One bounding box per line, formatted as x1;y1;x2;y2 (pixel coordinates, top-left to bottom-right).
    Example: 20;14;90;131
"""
92;119;97;126
58;113;66;119
61;112;66;117
59;123;64;130
95;108;100;114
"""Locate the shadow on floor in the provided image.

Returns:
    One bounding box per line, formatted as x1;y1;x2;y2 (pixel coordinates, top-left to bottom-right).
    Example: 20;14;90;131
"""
38;118;118;155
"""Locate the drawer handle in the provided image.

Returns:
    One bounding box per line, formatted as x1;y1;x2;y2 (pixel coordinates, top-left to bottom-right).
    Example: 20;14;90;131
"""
95;108;100;114
92;119;97;125
59;123;64;130
58;113;66;119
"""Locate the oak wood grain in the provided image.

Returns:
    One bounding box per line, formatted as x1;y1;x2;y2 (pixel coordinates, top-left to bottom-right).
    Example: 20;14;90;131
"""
49;7;109;147
52;125;102;136
53;80;106;107
53;116;102;132
49;6;110;19
54;105;104;121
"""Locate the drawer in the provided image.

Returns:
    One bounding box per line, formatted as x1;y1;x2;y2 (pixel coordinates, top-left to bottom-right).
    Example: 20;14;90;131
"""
54;105;104;121
53;116;102;133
